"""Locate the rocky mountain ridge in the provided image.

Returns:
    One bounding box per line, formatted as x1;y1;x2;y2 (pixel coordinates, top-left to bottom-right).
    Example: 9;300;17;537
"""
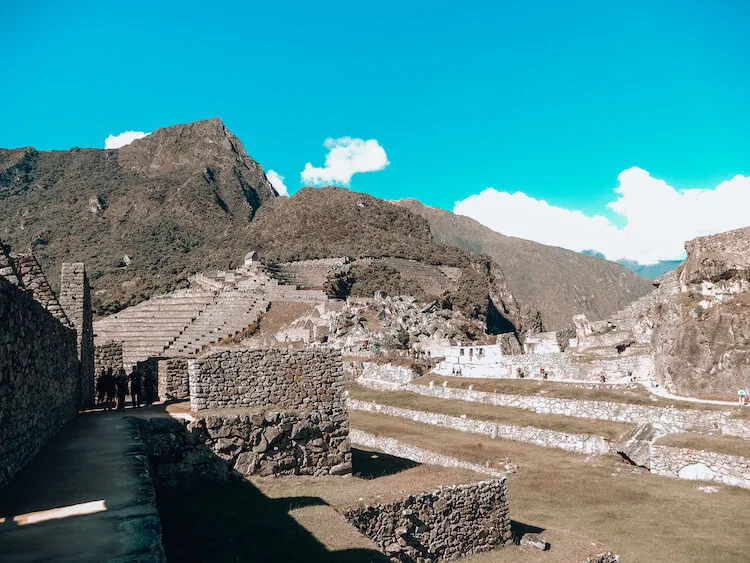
2;118;649;338
396;198;654;330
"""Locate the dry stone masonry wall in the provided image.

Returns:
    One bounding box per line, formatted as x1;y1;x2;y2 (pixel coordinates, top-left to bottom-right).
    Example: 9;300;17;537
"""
379;379;737;433
344;479;511;562
190;409;351;476
188;347;347;411
94;341;124;376
59;262;95;406
0;277;80;489
158;358;190;400
11;253;71;326
650;445;750;489
349;399;611;455
187;347;351;475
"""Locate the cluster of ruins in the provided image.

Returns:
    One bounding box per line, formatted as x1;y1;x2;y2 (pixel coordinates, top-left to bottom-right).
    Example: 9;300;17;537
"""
3;234;750;561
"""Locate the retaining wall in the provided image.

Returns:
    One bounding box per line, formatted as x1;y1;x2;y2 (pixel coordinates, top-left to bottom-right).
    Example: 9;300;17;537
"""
349;399;610;455
379;380;734;433
158;358;190;400
434;352;653;385
650;445;750;489
188;347;347;412
192;409;351;476
350;430;507;478
0;277;79;489
94;340;124;376
344;479;511;561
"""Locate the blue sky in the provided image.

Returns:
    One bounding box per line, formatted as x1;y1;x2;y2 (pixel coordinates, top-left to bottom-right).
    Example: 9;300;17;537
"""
1;1;748;263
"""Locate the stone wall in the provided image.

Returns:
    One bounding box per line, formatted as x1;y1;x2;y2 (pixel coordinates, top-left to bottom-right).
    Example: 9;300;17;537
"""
359;362;417;384
11;252;71;326
365;379;739;434
158;358;190;400
0;242;22;287
349;399;610;455
344;479;511;561
188;347;347;412
650;445;750;489
723;417;750;440
94;340;124;376
59;262;95;407
350;430;507;478
0;277;80;489
436;352;654;385
190;409;351;476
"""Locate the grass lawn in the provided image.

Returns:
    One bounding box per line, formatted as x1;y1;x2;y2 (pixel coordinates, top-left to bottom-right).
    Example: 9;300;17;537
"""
351;384;634;441
350;411;750;563
413;375;733;412
655;433;750;458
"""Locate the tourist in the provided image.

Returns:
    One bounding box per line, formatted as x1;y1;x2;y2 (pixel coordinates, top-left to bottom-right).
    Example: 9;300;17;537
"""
103;368;116;411
95;370;106;405
129;368;143;408
739;388;746;406
115;369;128;411
143;370;157;406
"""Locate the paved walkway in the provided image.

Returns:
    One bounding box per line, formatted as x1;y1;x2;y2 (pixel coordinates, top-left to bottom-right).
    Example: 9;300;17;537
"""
0;406;171;562
646;385;739;407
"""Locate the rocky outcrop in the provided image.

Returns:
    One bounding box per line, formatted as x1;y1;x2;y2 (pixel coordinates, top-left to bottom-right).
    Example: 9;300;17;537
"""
649;228;750;394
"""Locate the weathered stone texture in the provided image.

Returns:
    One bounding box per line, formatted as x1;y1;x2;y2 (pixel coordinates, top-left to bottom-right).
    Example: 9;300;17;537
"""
188;347;347;412
135;417;229;488
650;445;750;489
190;409;351;477
349;399;610;455
372;379;740;434
11;252;71;326
158;358;189;400
94;340;124;375
0;277;79;489
59;262;95;406
350;430;508;478
344;479;511;562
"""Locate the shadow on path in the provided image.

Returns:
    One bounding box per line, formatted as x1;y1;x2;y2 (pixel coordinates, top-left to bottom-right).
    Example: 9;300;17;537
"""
157;479;388;562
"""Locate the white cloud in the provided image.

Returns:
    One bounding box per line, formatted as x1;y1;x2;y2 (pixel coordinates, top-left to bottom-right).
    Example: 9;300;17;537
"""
266;170;289;196
104;131;149;149
301;137;389;186
453;167;750;264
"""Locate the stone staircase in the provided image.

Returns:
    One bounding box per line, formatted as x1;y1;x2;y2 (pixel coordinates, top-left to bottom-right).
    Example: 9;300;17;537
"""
380;257;459;297
163;291;270;357
93;290;216;370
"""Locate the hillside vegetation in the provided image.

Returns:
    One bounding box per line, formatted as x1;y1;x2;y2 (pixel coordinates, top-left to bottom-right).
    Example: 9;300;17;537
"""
397;199;654;330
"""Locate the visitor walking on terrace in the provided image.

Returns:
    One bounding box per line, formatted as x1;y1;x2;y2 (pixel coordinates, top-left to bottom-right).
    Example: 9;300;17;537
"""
115;369;128;411
129;368;143;408
739;388;747;406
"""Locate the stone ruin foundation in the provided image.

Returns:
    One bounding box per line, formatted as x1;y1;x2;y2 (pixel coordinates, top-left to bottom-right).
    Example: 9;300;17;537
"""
94;340;124;376
185;347;352;476
344;479;511;562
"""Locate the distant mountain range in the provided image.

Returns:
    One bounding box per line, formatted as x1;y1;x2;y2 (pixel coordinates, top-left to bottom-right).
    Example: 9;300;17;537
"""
1;118;653;332
581;250;682;280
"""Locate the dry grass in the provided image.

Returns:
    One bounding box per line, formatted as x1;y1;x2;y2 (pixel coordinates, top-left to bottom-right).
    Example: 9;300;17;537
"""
350;411;750;563
730;407;750;420
350;384;634;441
254;301;319;334
655;433;750;458
414;375;730;411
